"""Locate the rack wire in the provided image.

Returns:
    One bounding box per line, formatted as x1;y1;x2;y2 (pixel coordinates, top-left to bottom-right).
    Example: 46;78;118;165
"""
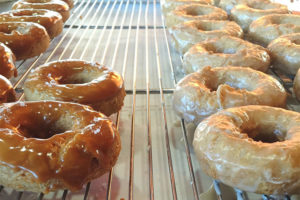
0;0;299;199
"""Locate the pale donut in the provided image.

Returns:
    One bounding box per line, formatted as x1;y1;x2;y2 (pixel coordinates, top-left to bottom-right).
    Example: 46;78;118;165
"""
268;33;300;75
193;105;300;194
162;0;214;14
173;66;286;124
230;0;288;31
169;20;243;54
183;36;270;74
218;0;271;14
249;14;300;46
293;69;300;101
165;4;227;27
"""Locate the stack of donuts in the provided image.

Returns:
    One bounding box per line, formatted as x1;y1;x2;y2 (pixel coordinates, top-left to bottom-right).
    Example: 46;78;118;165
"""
163;0;300;196
0;1;126;194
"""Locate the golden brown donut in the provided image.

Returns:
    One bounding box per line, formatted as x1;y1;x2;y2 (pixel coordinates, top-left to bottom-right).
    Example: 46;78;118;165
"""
169;20;243;54
0;101;120;193
183;36;270;74
24;60;126;116
293;69;300;101
165;4;227;27
193;105;300;195
162;0;214;14
173;66;286;124
268;33;300;75
12;0;70;22
230;0;288;32
0;9;63;39
0;42;17;79
249;14;300;46
0;22;50;61
0;74;16;103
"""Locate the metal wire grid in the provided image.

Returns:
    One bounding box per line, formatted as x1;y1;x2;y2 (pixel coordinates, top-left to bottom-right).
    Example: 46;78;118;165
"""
0;0;298;199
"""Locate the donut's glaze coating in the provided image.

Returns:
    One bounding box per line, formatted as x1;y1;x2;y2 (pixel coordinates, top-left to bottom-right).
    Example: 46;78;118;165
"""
0;101;121;192
0;22;50;60
193;105;300;194
0;42;17;78
0;74;16;103
0;9;63;38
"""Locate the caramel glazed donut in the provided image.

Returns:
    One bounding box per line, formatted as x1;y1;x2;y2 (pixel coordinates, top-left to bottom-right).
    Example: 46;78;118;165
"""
169;19;243;54
173;66;286;124
12;0;70;22
268;33;300;75
0;42;17;79
24;60;126;116
230;0;288;31
249;14;300;46
0;9;64;39
0;101;120;193
162;0;214;14
0;22;50;60
193;105;300;195
182;35;270;74
0;74;16;103
165;4;227;27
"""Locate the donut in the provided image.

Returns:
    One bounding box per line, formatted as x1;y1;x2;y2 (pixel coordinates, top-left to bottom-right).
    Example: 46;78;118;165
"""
169;20;243;54
173;66;286;124
182;36;270;74
165;4;227;27
268;33;300;75
162;0;214;14
24;60;126;116
0;100;120;193
230;0;289;32
249;14;300;46
293;69;300;101
0;9;63;39
0;42;17;79
0;74;16;103
193;105;300;194
218;0;270;14
12;0;70;22
0;22;50;60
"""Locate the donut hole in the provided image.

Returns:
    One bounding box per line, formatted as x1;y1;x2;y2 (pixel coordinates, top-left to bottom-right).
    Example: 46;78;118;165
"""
291;38;300;45
205;44;237;54
247;2;279;10
244;126;286;143
55;70;99;85
185;7;210;16
17;113;73;139
197;23;222;31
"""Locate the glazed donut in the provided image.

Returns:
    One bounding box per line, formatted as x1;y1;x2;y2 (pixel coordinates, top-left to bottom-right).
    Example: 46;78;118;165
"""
230;0;288;32
294;69;300;101
0;43;17;79
0;22;50;60
249;14;300;46
268;33;300;75
182;36;270;74
173;66;286;124
162;0;213;14
24;60;126;116
12;0;70;22
0;9;63;39
218;0;271;14
169;20;243;54
193;105;300;194
165;4;227;27
0;101;120;193
0;75;16;103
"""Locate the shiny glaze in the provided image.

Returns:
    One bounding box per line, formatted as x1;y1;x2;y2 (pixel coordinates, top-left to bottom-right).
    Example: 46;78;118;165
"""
24;60;124;103
0;22;50;60
0;9;63;38
0;101;120;191
0;42;17;78
0;74;16;103
12;0;70;22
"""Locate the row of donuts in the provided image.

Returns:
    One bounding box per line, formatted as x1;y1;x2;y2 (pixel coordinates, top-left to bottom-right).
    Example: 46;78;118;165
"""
162;0;300;196
0;0;73;86
0;0;127;193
